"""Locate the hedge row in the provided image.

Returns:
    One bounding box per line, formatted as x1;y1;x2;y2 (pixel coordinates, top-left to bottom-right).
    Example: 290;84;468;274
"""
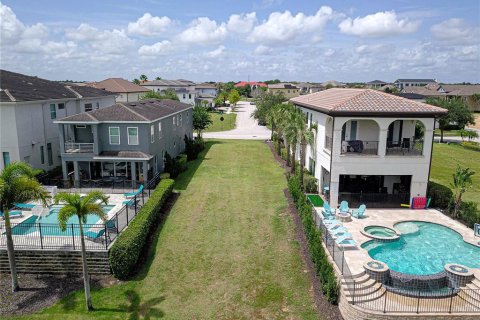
287;174;339;304
109;179;174;279
427;181;453;209
460;141;480;152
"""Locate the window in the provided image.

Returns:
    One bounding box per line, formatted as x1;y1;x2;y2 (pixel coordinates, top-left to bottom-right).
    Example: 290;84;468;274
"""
40;146;45;164
189;94;191;99
150;125;155;143
2;152;10;167
128;127;139;145
96;102;100;109
158;122;162;138
176;115;180;126
49;104;56;119
85;103;93;112
183;94;186;99
179;115;182;126
76;125;86;129
173;117;176;125
109;127;120;145
47;143;53;166
58;103;65;110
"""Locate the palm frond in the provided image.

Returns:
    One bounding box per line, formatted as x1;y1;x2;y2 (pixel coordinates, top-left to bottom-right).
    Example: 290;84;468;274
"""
84;203;107;223
81;190;109;207
54;192;81;205
57;205;78;231
11;176;50;207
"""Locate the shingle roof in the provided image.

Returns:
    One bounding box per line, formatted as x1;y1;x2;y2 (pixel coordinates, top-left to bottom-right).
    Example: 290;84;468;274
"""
402;87;445;96
57;99;192;123
395;79;436;83
366;80;388;84
142;79;190;86
95;151;153;160
290;88;447;117
195;83;216;89
0;69;115;102
268;83;298;89
441;84;480;96
88;78;150;93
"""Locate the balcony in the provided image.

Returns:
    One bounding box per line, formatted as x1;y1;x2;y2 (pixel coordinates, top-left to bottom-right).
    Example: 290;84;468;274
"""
386;139;423;156
64;142;94;154
341;140;378;155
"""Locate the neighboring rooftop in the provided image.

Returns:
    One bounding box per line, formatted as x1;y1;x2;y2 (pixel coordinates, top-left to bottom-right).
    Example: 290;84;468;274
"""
56;99;193;123
402;86;445;96
268;83;298;89
394;79;437;83
142;79;192;87
442;84;480;96
234;81;267;88
87;78;149;93
290;88;447;117
0;69;115;102
366;80;389;85
321;80;346;87
195;83;217;89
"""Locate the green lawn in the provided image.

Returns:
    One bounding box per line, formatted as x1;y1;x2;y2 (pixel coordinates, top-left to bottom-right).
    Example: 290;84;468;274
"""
13;140;318;320
430;143;480;203
205;112;237;132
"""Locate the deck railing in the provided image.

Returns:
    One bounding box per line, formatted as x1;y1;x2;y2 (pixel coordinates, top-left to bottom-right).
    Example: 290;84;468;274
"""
386;139;423;156
341;140;378;155
64;142;94;153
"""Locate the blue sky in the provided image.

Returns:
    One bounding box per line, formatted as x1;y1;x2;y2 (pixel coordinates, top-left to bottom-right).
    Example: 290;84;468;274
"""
1;0;479;83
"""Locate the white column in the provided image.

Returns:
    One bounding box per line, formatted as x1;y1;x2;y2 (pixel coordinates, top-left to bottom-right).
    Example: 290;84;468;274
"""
142;161;148;184
58;124;65;154
378;128;388;156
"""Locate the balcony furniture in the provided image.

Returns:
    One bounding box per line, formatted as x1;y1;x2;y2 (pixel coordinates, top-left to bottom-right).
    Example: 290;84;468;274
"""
339;200;350;213
342;140;364;153
0;210;23;219
124;184;144;198
352;204;366;219
13;203;35;210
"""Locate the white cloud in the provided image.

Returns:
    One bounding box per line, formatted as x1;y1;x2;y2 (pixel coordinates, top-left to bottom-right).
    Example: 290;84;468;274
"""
0;4;24;43
127;13;172;36
248;6;334;45
66;23;134;54
430;18;480;45
339;11;420;37
355;44;392;54
178;17;228;45
205;45;226;58
227;12;257;33
254;45;272;55
138;40;174;56
324;48;335;57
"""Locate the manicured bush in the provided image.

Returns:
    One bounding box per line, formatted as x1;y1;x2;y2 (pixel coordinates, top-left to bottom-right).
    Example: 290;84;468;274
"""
304;174;318;193
455;201;480;228
427;181;453;209
287;174;339;304
159;172;170;179
177;154;188;172
184;135;204;160
280;147;287;161
109;179;174;279
461;141;480;152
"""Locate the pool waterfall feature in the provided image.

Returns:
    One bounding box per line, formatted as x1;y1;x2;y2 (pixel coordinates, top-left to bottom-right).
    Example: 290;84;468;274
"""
361;221;480;297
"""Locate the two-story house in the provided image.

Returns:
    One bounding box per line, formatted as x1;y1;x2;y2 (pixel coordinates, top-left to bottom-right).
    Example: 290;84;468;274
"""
0;70;116;172
268;83;300;99
290;89;447;208
87;78;150;102
54;99;193;185
394;79;437;90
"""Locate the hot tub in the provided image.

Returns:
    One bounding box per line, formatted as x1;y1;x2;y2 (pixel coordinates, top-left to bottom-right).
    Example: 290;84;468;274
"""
361;225;400;241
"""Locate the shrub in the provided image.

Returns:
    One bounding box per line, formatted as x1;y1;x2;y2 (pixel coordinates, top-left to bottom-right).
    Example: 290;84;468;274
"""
109;179;174;279
304;174;318;193
427;181;453;209
164;152;188;178
184;135;204;160
280;147;287;160
457;201;480;228
159;173;170;179
287;174;339;304
177;154;188;172
460;141;480;152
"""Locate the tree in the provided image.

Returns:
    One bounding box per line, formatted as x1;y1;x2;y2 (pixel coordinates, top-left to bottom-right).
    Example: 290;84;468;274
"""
132;79;140;85
427;97;475;142
284;110;302;174
251;91;286;125
139;74;148;82
0;162;49;292
155;76;162;80
141;89;179;101
214;92;226;107
450;166;475;218
228;89;240;107
193;106;212;138
54;191;109;311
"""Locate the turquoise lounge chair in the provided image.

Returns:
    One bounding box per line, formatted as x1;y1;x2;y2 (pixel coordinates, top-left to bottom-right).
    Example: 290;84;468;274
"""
352;204;366;218
329;226;348;235
14;203;35;210
124;185;144;198
323;202;336;215
84;228;107;242
335;234;356;247
326;221;343;231
333;231;353;239
0;210;23;219
339;201;350;213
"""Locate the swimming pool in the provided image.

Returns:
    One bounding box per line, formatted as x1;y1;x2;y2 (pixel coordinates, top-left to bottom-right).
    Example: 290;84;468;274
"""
12;205;115;236
361;221;480;275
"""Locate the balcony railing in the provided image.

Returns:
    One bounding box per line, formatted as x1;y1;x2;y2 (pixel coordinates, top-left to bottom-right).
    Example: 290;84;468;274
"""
341;140;378;155
386;139;423;156
64;142;94;153
324;136;333;151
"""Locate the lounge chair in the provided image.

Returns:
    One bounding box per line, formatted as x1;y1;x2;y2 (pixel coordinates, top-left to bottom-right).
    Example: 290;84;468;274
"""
0;210;23;219
84;228;110;243
326;221;343;231
335;234;357;247
13;203;35;210
332;231;353;239
124;185;144;198
352;204;366;219
123;198;142;210
329;226;348;235
323;202;336;215
339;201;350;213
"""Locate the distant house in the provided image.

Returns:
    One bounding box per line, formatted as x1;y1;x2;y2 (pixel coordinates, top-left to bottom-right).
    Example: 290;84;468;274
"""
234;81;267;89
401;86;445;98
142;79;197;105
365;80;389;89
87;78;150;102
394;79;437;90
297;83;326;95
321;80;346;88
195;83;217;97
267;83;300;99
55;99;193;183
0;69;116;172
442;84;480;111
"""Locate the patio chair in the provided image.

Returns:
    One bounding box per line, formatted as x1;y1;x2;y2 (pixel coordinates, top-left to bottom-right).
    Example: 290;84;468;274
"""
123;198;142;210
0;210;23;219
326;221;343;231
352;204;366;219
84;228;111;244
13;203;35;210
323;202;336;215
329;226;348;235
335;234;357;247
339;201;350;213
124;185;144;198
332;231;353;239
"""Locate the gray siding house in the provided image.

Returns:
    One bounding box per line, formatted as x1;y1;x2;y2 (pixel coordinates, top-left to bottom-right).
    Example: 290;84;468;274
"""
0;70;116;172
54;99;193;184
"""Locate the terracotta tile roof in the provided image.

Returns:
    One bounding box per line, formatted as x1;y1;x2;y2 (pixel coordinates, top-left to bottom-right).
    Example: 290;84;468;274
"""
234;81;267;88
57;99;192;123
290;88;447;117
88;78;150;93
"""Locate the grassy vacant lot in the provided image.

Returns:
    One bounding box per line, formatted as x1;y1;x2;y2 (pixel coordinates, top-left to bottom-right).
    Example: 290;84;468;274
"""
14;140;318;320
430;143;480;203
205;112;237;132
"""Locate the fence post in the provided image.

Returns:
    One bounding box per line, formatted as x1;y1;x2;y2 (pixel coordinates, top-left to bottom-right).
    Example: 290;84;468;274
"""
352;280;356;305
448;287;454;313
134;195;138;216
104;224;108;250
416;289;420;314
383;289;387;313
141;189;145;204
71;224;75;250
116;212;119;234
38;223;44;249
126;205;129;226
341;250;344;274
332;240;335;260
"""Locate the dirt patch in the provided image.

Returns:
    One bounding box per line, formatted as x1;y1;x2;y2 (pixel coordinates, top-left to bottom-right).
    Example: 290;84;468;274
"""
267;141;343;320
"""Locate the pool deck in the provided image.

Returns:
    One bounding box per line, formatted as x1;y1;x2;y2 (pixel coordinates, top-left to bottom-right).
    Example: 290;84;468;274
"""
315;208;480;276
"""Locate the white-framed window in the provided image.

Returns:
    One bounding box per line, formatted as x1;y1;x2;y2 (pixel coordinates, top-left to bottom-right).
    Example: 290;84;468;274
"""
85;103;93;112
158;122;162;138
109;127;120;145
128;127;139;145
49;104;56;119
173;117;175;125
150;125;155;143
176;115;180;126
179;114;182;127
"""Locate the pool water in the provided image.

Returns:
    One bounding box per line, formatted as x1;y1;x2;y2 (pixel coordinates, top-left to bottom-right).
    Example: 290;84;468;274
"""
12;205;115;236
364;226;397;238
361;221;480;275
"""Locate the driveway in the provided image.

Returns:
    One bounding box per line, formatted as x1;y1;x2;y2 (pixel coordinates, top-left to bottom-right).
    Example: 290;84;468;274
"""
202;101;270;140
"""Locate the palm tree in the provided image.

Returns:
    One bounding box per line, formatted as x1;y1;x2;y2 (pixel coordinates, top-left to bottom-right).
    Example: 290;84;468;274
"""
285;110;303;174
132;78;140;85
451;166;475;217
139;74;148;82
54;191;109;310
297;113;315;190
0;162;50;292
